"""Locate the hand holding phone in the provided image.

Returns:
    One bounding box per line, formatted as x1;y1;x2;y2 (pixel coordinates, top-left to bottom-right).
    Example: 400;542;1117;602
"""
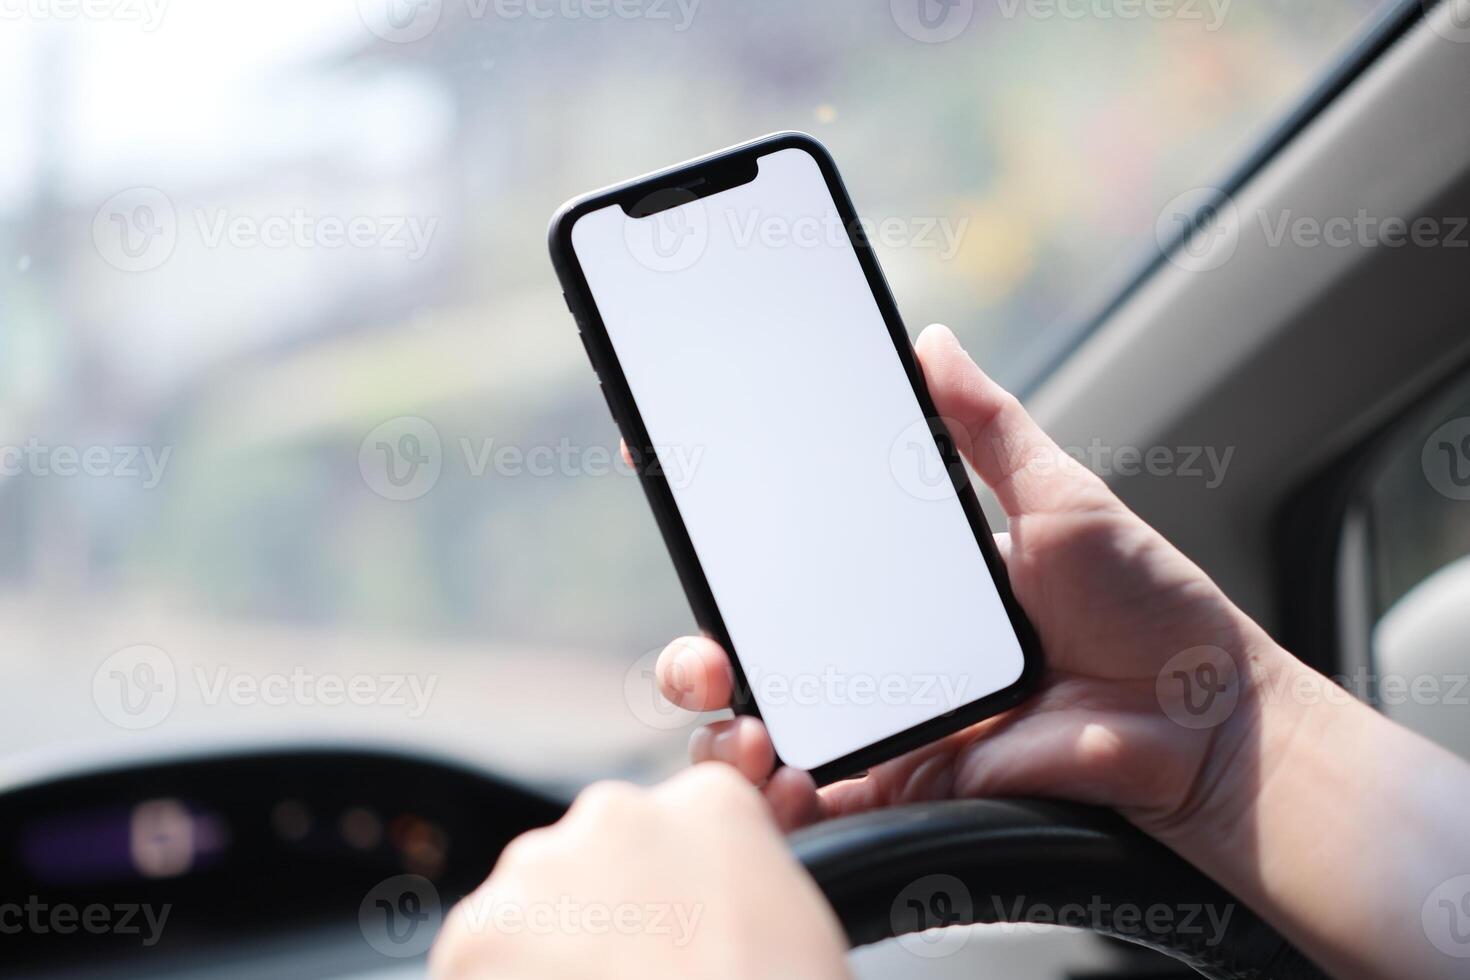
652;319;1292;835
551;134;1041;783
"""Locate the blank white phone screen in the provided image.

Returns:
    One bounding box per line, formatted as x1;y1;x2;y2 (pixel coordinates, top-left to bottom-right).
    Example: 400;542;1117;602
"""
571;146;1025;770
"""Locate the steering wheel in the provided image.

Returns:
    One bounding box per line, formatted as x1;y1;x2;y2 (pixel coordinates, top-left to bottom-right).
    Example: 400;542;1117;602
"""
791;799;1327;980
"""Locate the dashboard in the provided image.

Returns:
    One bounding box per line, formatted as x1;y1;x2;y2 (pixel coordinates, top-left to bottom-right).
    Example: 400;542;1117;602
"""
0;748;566;978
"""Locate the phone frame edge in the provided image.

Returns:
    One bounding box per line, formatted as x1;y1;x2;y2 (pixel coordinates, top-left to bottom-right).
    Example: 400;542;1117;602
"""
547;130;1044;787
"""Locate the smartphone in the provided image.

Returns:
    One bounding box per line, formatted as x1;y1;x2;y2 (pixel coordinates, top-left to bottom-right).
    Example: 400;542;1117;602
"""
549;132;1041;785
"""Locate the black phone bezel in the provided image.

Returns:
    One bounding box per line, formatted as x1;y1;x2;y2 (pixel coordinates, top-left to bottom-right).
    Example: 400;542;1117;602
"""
547;131;1043;786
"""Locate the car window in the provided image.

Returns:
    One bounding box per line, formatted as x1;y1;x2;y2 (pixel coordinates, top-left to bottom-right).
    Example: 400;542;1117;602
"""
0;0;1394;786
1361;372;1470;760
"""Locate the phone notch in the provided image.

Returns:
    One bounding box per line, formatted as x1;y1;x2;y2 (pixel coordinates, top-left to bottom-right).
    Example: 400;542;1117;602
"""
620;156;759;218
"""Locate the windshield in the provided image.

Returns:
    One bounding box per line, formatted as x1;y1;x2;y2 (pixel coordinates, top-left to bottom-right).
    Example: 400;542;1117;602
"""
0;0;1388;789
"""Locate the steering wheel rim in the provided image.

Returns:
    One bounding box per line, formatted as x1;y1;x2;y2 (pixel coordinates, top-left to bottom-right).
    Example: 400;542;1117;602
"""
791;799;1327;980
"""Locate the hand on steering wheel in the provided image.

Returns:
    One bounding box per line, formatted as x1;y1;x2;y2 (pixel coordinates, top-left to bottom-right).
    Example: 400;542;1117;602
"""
461;323;1467;980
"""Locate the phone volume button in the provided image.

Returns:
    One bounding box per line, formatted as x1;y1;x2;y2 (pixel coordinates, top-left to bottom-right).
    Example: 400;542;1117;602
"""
597;382;618;423
563;292;590;330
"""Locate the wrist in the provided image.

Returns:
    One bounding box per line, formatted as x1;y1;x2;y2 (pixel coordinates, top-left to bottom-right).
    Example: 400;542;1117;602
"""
1148;634;1319;857
1147;637;1470;979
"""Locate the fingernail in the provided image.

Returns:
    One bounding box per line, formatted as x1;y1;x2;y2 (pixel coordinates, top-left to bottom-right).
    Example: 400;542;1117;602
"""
688;725;712;760
711;722;741;760
664;643;696;697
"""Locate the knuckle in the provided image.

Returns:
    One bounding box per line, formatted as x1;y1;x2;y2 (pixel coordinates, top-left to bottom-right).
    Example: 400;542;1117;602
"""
494;826;555;871
569;779;644;820
681;761;763;810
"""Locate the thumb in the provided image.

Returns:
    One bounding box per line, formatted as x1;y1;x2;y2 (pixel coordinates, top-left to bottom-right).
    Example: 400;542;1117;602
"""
914;324;1115;518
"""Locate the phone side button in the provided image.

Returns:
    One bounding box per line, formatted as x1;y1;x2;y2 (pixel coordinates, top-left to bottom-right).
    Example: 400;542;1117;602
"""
563;292;591;330
597;382;619;424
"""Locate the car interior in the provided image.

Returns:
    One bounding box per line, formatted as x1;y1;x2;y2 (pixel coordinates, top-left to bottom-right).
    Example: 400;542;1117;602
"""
3;1;1468;977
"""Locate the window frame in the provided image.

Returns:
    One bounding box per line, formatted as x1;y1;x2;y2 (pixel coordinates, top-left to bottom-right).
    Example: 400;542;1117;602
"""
1275;352;1470;702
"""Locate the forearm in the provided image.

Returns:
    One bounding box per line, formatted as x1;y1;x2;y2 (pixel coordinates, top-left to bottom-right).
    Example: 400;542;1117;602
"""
1162;642;1470;980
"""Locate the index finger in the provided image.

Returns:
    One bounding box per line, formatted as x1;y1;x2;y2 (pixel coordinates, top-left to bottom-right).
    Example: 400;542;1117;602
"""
655;635;734;711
